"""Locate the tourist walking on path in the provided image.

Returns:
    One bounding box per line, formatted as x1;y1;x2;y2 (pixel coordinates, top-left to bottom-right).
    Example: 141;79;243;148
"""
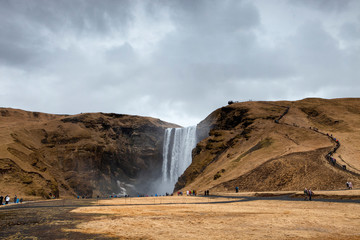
304;188;308;201
14;195;17;204
0;195;3;205
308;189;313;201
5;195;10;204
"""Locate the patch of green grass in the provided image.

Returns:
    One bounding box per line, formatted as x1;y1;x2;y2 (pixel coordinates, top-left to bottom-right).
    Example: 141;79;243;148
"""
213;169;226;180
213;172;221;180
233;137;273;162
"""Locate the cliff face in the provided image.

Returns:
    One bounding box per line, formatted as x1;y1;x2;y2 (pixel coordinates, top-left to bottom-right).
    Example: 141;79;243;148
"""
0;109;178;198
2;98;360;198
176;98;360;193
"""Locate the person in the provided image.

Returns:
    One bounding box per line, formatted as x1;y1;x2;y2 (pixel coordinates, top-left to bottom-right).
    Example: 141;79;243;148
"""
349;182;353;190
235;186;239;193
308;189;313;201
304;188;308;201
14;195;17;204
346;182;350;189
5;195;10;204
0;195;3;205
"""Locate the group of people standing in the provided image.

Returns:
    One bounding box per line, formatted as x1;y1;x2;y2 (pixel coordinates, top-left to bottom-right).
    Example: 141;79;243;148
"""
176;190;197;196
0;195;22;205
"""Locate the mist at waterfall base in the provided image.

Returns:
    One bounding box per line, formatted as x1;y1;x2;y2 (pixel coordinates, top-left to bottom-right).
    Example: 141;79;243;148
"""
114;126;198;196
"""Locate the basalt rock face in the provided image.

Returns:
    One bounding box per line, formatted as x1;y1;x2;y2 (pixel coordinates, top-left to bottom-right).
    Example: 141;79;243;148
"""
0;109;178;198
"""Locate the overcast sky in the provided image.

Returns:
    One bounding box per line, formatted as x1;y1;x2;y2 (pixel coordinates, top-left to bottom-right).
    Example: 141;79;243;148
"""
1;0;359;126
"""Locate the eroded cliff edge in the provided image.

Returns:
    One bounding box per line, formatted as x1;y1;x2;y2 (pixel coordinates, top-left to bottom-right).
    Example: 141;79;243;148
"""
0;109;178;198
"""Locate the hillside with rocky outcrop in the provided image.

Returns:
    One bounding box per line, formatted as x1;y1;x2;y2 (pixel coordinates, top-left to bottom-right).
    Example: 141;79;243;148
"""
1;98;360;199
0;108;178;198
176;98;360;193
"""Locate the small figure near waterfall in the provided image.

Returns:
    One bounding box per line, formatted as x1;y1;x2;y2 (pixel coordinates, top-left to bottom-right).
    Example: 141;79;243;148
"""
304;188;308;201
308;189;313;201
5;195;10;204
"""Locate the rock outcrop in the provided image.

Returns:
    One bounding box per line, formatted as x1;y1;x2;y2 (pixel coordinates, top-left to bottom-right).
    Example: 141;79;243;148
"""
0;109;178;198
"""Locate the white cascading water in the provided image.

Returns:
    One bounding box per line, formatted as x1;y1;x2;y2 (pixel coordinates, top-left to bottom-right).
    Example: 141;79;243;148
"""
161;126;197;193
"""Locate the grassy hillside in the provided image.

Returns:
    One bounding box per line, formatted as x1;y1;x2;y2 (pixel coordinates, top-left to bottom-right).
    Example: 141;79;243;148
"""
175;98;360;193
1;98;359;198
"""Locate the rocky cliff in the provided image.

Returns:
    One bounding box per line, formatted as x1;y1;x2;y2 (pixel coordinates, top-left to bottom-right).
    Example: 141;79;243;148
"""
2;98;360;199
0;108;178;198
176;98;360;193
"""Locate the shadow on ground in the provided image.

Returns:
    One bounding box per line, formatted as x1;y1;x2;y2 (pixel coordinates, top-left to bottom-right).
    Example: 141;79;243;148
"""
0;199;116;240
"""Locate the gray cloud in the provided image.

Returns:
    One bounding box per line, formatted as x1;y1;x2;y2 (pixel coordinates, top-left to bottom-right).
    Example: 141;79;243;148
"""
169;0;260;33
340;21;360;41
0;0;359;126
289;0;352;12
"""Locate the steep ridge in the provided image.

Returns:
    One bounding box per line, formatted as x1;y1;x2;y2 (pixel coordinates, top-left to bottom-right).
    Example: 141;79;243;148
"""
0;108;178;198
175;98;360;192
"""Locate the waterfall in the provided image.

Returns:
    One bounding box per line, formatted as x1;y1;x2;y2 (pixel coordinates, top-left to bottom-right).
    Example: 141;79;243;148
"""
161;126;197;193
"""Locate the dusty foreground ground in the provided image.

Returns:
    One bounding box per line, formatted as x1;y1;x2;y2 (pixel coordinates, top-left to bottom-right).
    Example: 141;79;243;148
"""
1;192;360;239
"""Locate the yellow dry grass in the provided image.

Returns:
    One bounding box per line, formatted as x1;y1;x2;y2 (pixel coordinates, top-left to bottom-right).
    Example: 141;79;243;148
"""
66;195;360;239
180;98;360;193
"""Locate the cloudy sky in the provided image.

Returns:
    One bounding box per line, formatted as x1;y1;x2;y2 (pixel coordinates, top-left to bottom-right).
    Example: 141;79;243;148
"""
1;0;359;126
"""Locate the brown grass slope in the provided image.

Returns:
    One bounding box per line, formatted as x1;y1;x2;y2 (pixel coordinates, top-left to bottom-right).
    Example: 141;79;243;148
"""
0;108;178;199
175;98;360;193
